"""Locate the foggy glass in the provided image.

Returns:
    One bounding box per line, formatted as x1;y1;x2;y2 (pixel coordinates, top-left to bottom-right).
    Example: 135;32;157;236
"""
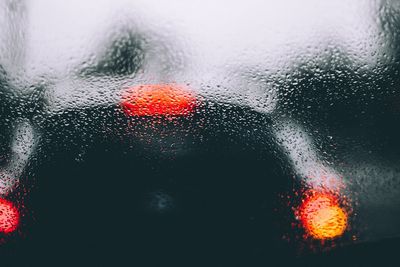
1;0;400;266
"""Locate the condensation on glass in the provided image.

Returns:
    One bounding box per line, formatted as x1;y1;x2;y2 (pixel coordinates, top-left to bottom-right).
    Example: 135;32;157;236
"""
0;0;400;249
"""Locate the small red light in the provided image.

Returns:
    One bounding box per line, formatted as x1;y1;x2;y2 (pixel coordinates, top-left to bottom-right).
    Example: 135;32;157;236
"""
0;198;19;234
120;84;196;117
298;191;347;240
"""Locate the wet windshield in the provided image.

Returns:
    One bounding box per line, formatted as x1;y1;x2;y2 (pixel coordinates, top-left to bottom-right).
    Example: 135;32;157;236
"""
1;0;400;266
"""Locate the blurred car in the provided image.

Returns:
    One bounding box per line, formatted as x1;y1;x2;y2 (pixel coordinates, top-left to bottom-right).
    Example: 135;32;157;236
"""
1;0;400;266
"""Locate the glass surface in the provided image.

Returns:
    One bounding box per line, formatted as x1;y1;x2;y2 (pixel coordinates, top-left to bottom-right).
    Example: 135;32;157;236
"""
0;0;400;266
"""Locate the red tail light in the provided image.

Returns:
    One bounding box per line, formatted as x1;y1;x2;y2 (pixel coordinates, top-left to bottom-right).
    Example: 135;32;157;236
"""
0;198;19;234
298;191;348;240
121;84;196;117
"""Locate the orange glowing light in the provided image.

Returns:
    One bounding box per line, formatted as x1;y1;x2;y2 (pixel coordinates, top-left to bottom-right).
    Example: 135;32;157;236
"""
299;192;347;240
0;198;19;234
121;84;196;117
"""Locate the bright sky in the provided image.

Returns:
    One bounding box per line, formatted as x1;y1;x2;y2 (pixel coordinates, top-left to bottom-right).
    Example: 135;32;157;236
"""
25;0;381;78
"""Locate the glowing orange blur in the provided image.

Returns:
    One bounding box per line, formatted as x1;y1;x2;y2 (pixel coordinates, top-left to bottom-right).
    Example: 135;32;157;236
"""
120;84;196;117
298;192;347;240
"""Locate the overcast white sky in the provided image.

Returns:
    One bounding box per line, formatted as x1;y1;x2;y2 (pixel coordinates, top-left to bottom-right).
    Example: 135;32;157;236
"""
24;0;381;78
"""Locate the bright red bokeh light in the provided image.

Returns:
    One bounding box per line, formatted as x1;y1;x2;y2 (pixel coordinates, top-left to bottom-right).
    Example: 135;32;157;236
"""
0;198;19;234
298;191;347;240
120;84;196;117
